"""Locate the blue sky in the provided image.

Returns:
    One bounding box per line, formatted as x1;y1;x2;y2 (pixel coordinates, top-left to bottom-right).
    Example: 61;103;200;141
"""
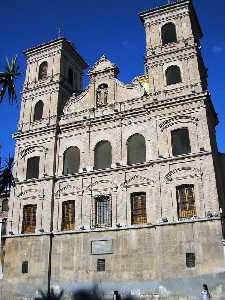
0;0;225;163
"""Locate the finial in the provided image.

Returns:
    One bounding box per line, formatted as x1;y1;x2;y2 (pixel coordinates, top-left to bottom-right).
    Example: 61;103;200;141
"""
58;26;62;38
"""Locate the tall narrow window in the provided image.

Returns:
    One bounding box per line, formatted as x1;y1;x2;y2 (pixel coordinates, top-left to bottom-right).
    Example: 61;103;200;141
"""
171;128;191;156
186;253;195;268
127;134;146;165
61;200;75;231
38;61;48;80
95;195;111;227
22;205;37;233
97;259;105;272
176;185;196;219
63;146;80;175
131;192;147;225
33;100;44;121
68;68;74;85
166;65;182;85
22;261;29;274
161;22;177;45
26;156;40;179
96;83;108;107
2;199;9;212
94;141;112;170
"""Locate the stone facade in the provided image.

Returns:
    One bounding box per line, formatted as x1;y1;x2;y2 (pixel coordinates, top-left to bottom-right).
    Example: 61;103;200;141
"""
1;0;225;299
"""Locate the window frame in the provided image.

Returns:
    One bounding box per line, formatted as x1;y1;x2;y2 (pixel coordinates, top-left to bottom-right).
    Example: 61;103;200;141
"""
165;65;182;86
186;252;196;268
131;192;147;225
127;133;146;165
61;200;75;231
161;22;177;46
94;195;112;228
97;258;105;272
22;204;37;234
38;61;48;80
26;156;40;180
176;184;196;220
171;127;191;157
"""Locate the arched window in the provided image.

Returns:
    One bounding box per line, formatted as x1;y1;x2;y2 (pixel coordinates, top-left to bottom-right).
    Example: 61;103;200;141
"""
22;204;37;233
127;134;146;165
26;156;40;179
2;199;9;212
38;61;48;80
161;22;177;45
94;141;112;170
171;128;191;156
166;65;182;85
176;184;196;219
33;100;44;121
63;146;80;175
68;68;74;85
96;83;108;107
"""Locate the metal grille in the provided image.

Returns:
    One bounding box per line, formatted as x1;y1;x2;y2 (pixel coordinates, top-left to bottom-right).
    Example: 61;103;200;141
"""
186;253;195;268
95;196;111;227
97;259;105;272
176;185;196;219
22;205;37;233
131;192;147;225
61;200;75;231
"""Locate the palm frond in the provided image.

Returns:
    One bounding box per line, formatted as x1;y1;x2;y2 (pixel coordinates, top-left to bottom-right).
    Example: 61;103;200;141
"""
0;56;21;104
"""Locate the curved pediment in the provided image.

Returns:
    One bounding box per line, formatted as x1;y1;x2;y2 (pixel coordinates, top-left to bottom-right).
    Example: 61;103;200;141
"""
159;115;199;132
165;167;202;182
18;188;43;200
122;174;155;188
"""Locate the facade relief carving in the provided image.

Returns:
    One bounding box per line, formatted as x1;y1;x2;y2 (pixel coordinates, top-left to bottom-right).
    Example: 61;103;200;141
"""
165;167;202;182
122;174;154;188
20;145;47;159
159;115;198;132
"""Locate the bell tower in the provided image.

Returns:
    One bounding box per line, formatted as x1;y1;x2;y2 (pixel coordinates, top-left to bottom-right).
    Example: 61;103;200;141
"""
139;0;208;99
19;38;87;131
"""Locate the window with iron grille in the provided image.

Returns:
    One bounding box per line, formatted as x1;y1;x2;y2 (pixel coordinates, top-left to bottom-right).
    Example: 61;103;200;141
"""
186;253;195;268
61;200;75;231
176;185;196;219
97;259;105;272
22;205;37;233
131;192;147;225
171;128;191;156
95;196;111;227
22;261;28;274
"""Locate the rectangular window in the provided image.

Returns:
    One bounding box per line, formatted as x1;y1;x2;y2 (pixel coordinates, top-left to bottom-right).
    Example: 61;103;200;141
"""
171;128;191;156
176;185;196;219
22;205;37;233
26;156;40;179
131;192;147;225
95;196;111;227
186;253;195;268
97;259;105;272
22;261;28;273
61;200;75;231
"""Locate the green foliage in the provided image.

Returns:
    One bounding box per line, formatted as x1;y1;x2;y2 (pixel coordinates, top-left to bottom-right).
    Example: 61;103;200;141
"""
0;157;14;194
0;56;21;104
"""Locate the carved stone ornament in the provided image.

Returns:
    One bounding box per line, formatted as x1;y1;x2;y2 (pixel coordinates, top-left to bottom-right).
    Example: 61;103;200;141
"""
20;145;47;159
159;115;199;132
55;184;80;197
165;167;202;182
18;188;43;201
122;174;154;188
86;179;118;193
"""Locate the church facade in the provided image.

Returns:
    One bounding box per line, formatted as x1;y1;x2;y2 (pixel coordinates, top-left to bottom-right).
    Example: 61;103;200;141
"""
1;0;225;299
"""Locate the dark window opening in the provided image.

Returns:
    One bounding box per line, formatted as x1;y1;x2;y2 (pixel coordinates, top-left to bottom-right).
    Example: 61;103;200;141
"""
97;259;105;272
171;128;191;156
95;196;111;227
186;253;195;268
94;141;112;170
1;219;7;236
176;185;196;219
96;83;108;107
61;200;75;231
131;192;147;225
22;205;37;234
127;133;146;165
26;156;40;179
33;100;44;121
161;22;177;45
2;199;9;212
166;65;182;85
63;146;80;175
22;261;28;273
38;61;48;80
68;68;74;85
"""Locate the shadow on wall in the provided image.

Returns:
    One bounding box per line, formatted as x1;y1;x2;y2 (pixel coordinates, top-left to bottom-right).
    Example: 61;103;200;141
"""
35;285;137;300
